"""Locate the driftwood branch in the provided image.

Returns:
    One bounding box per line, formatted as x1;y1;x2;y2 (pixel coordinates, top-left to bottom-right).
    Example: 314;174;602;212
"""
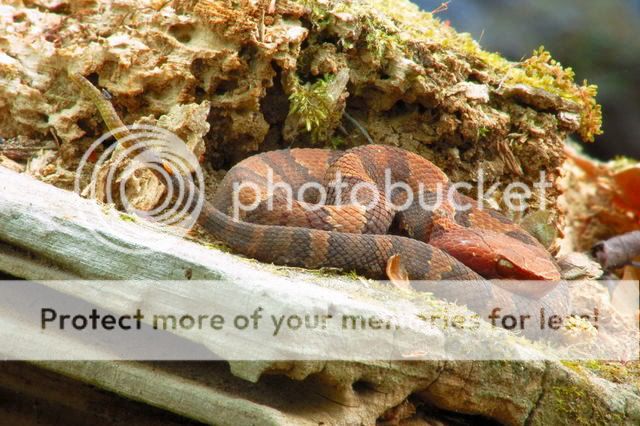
592;231;640;270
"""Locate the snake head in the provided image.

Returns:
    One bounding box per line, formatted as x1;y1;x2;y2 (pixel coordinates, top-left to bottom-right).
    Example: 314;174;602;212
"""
494;249;561;281
430;228;561;281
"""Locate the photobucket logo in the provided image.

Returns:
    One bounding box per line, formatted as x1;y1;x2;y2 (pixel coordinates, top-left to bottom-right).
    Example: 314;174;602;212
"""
230;167;551;219
74;125;204;254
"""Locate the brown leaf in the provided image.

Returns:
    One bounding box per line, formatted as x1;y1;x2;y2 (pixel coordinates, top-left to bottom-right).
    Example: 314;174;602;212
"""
386;255;411;290
613;166;640;211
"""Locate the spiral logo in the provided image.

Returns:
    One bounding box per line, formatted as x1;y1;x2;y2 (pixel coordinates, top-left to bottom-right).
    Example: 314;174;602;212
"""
74;125;205;254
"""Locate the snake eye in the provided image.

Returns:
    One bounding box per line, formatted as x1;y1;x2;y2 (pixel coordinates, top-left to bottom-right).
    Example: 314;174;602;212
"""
498;258;515;269
496;258;518;278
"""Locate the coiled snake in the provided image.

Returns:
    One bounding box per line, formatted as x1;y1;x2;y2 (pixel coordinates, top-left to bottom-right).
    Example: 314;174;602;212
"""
70;72;568;318
199;145;568;316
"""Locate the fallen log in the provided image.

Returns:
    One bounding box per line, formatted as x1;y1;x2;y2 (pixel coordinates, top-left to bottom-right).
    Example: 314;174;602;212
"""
0;166;638;425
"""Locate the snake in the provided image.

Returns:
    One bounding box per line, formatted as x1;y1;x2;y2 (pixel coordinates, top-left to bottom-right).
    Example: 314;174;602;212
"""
69;72;569;318
197;145;569;316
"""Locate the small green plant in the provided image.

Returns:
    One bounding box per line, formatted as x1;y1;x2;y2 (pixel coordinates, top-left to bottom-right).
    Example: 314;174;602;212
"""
329;135;346;149
347;270;360;280
289;74;336;141
477;126;490;140
297;0;333;30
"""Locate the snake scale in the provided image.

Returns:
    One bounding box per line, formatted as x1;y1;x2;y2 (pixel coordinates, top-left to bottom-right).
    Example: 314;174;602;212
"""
197;145;569;316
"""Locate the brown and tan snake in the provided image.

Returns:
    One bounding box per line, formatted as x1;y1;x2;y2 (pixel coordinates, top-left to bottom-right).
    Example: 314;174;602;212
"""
199;145;568;316
71;72;570;318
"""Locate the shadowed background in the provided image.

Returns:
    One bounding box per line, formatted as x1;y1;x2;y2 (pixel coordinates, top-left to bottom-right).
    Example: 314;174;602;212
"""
417;0;640;160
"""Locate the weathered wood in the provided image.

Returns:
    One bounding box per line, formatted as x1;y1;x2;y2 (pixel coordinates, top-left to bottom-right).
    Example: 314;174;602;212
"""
1;167;638;426
0;168;229;281
34;361;295;426
0;362;201;425
0;242;78;280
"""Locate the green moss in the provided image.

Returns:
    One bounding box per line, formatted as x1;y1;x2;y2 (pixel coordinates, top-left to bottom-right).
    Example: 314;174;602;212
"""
447;41;602;142
366;0;443;40
346;270;361;280
552;384;586;417
298;0;333;30
274;263;364;281
119;213;137;223
562;360;640;388
363;16;408;62
551;383;625;425
560;361;584;375
503;47;602;142
203;241;232;253
477;126;490;140
289;74;337;142
294;1;603;143
329;135;346;149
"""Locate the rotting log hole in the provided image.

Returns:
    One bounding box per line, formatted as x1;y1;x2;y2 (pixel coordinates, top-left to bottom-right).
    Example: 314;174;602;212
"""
260;66;289;126
194;86;206;103
380;394;504;426
214;79;239;96
352;379;377;394
86;73;100;86
168;23;195;44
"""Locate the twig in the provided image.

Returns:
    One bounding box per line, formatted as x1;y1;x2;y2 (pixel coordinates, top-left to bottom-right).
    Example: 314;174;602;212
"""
431;1;451;15
592;231;640;270
157;0;173;11
343;112;374;144
258;8;265;42
68;72;132;143
496;139;523;176
49;128;61;148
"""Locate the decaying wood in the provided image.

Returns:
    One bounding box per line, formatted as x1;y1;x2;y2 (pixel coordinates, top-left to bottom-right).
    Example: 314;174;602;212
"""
1;166;639;425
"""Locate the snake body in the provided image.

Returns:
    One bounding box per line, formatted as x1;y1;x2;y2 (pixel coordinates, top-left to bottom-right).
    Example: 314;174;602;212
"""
197;145;568;315
69;73;569;320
